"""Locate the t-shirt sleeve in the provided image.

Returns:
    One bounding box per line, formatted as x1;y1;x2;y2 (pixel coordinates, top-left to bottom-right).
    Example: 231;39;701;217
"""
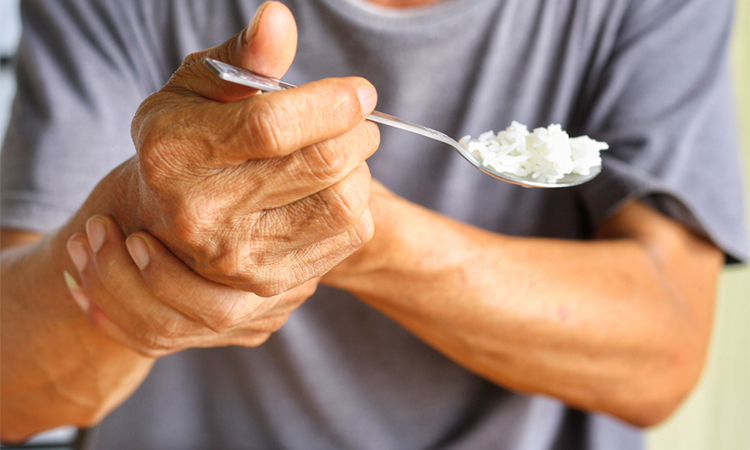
0;0;158;233
574;0;748;263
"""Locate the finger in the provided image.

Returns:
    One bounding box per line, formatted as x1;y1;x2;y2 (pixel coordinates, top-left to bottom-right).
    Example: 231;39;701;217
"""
189;278;318;342
63;267;170;358
165;1;298;102
135;76;378;177
288;208;375;281
239;120;380;210
246;278;319;321
67;232;165;352
186;77;378;167
125;229;277;334
251;162;373;251
68;230;141;330
191;163;372;292
68;218;292;355
182;278;318;348
85;296;224;358
82;216;213;345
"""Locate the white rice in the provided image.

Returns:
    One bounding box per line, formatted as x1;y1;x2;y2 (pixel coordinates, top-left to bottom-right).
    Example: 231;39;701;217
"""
458;121;608;183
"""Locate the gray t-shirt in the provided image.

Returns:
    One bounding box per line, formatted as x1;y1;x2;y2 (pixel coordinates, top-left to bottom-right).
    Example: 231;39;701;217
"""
2;0;747;449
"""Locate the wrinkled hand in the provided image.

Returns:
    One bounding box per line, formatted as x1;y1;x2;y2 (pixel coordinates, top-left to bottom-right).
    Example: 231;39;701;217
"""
66;215;317;357
321;179;399;286
122;2;379;296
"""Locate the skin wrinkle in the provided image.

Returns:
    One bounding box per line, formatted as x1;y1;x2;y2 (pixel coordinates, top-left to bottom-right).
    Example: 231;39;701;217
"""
131;73;378;294
300;139;348;186
315;184;362;234
246;96;294;157
169;49;237;101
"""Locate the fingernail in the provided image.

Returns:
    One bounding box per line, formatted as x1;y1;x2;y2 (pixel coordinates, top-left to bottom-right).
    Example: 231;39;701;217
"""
67;240;88;272
244;1;271;45
86;218;106;253
357;83;377;115
126;236;150;270
64;270;90;313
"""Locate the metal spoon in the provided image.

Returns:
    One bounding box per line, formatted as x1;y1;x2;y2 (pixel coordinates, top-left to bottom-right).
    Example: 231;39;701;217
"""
203;58;600;188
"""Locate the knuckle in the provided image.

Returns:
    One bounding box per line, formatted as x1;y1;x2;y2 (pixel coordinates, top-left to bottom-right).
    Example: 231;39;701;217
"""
265;316;288;332
351;212;375;248
250;280;290;299
131;94;165;144
209;250;246;284
246;100;292;156
299;142;349;185
166;205;216;255
244;264;302;298
181;51;204;72
323;200;358;234
209;254;284;298
318;176;370;233
136;118;189;185
172;208;202;241
135;128;163;173
164;51;205;90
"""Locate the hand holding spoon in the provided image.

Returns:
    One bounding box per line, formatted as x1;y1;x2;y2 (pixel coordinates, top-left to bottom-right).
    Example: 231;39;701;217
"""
203;58;601;188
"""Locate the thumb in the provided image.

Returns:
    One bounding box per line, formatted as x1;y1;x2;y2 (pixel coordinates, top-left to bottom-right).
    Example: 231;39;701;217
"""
238;1;298;80
165;1;298;102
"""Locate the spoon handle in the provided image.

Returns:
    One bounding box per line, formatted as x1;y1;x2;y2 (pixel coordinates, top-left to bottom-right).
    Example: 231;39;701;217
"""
202;58;600;188
204;58;297;91
203;57;489;179
203;58;456;146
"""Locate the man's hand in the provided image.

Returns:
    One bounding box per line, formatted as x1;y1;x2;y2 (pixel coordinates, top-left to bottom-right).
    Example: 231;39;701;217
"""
0;3;379;439
65;215;315;358
120;1;379;295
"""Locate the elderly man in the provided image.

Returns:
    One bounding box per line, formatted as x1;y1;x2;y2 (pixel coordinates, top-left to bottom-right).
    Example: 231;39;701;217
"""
1;0;746;449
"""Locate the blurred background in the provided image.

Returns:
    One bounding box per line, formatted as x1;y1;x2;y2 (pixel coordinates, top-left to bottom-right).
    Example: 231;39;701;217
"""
0;0;747;449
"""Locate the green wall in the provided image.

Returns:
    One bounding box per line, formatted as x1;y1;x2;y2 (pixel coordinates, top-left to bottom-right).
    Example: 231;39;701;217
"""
647;0;750;448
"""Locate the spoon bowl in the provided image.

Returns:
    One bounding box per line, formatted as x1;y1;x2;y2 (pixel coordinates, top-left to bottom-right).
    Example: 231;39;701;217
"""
203;58;601;188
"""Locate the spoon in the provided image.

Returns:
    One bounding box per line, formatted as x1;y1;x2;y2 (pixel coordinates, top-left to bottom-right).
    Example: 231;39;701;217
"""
203;58;600;188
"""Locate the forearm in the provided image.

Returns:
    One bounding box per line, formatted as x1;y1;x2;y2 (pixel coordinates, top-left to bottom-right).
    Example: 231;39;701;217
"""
324;192;722;427
1;161;153;442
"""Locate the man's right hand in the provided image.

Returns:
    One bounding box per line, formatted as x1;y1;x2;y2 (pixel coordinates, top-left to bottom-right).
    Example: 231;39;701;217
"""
122;1;380;296
1;2;380;438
